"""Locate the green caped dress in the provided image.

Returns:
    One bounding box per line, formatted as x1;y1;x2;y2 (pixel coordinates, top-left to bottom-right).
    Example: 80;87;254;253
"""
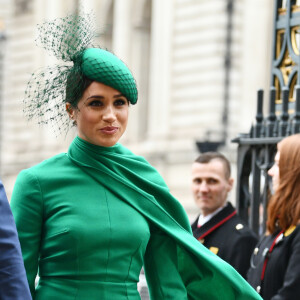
11;136;262;300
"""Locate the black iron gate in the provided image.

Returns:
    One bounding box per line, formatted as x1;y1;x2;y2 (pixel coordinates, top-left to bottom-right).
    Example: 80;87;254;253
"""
233;0;300;235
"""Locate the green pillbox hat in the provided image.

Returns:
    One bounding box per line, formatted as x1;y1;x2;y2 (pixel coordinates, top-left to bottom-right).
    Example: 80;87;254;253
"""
81;48;138;104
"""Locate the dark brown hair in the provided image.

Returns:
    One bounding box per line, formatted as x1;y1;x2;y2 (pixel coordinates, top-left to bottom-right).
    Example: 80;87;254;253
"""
66;71;93;107
267;134;300;233
194;152;231;179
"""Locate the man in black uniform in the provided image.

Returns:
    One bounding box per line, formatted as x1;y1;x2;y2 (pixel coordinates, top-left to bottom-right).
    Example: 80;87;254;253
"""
191;152;257;278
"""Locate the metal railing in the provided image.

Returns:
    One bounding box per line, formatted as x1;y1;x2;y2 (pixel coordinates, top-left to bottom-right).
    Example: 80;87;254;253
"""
233;86;300;235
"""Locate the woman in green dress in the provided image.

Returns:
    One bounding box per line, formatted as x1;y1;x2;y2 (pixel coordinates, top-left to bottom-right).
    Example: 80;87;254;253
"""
10;13;262;300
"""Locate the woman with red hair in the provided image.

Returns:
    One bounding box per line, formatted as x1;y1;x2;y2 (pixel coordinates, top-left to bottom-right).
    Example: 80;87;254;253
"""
247;134;300;300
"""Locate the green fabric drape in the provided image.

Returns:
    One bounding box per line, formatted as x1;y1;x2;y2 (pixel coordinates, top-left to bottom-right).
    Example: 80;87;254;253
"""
67;136;262;300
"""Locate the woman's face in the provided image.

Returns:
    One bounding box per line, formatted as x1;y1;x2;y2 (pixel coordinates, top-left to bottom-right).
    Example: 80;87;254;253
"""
268;151;280;192
66;81;129;147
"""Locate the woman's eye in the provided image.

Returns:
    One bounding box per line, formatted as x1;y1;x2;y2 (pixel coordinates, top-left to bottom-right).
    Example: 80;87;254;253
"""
89;100;102;107
114;99;127;106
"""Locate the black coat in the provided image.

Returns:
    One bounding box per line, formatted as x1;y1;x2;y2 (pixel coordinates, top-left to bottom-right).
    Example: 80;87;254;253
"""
191;202;258;278
247;224;300;300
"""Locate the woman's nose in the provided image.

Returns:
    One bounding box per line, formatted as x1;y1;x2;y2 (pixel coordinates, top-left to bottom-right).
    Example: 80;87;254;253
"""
103;106;116;122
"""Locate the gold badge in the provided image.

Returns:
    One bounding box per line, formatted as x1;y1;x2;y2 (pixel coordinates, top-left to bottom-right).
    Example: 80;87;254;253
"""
284;225;296;237
209;247;219;255
236;224;244;230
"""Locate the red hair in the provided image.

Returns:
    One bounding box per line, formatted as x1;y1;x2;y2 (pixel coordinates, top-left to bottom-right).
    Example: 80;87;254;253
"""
267;134;300;233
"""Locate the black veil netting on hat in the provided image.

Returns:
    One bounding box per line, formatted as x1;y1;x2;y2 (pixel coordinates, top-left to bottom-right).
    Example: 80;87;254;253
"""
23;12;97;136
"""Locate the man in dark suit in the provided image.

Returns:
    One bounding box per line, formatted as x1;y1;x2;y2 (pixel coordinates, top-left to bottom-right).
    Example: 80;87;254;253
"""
0;180;31;299
191;152;257;278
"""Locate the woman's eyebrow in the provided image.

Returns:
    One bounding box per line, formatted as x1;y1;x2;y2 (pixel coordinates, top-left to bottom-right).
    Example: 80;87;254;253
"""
113;93;125;98
86;94;125;100
86;95;104;100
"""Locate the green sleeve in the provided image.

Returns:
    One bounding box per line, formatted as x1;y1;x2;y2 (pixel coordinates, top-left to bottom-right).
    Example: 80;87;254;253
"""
10;169;43;298
144;228;260;300
143;231;188;300
177;246;260;300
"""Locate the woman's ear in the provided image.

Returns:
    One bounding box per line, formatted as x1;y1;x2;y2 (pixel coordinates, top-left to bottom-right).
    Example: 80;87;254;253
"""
66;103;78;126
66;103;74;120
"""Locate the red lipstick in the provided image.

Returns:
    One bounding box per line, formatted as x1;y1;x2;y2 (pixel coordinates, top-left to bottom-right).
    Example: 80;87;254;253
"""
100;126;118;134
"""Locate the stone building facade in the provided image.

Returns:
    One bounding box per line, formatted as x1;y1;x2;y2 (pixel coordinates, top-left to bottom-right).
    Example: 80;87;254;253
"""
0;0;273;218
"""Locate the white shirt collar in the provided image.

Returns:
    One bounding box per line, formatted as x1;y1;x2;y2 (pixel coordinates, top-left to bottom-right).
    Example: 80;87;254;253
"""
197;205;225;227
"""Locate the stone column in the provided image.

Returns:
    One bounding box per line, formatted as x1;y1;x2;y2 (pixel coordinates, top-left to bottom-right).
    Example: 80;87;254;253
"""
112;0;132;62
147;0;173;140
